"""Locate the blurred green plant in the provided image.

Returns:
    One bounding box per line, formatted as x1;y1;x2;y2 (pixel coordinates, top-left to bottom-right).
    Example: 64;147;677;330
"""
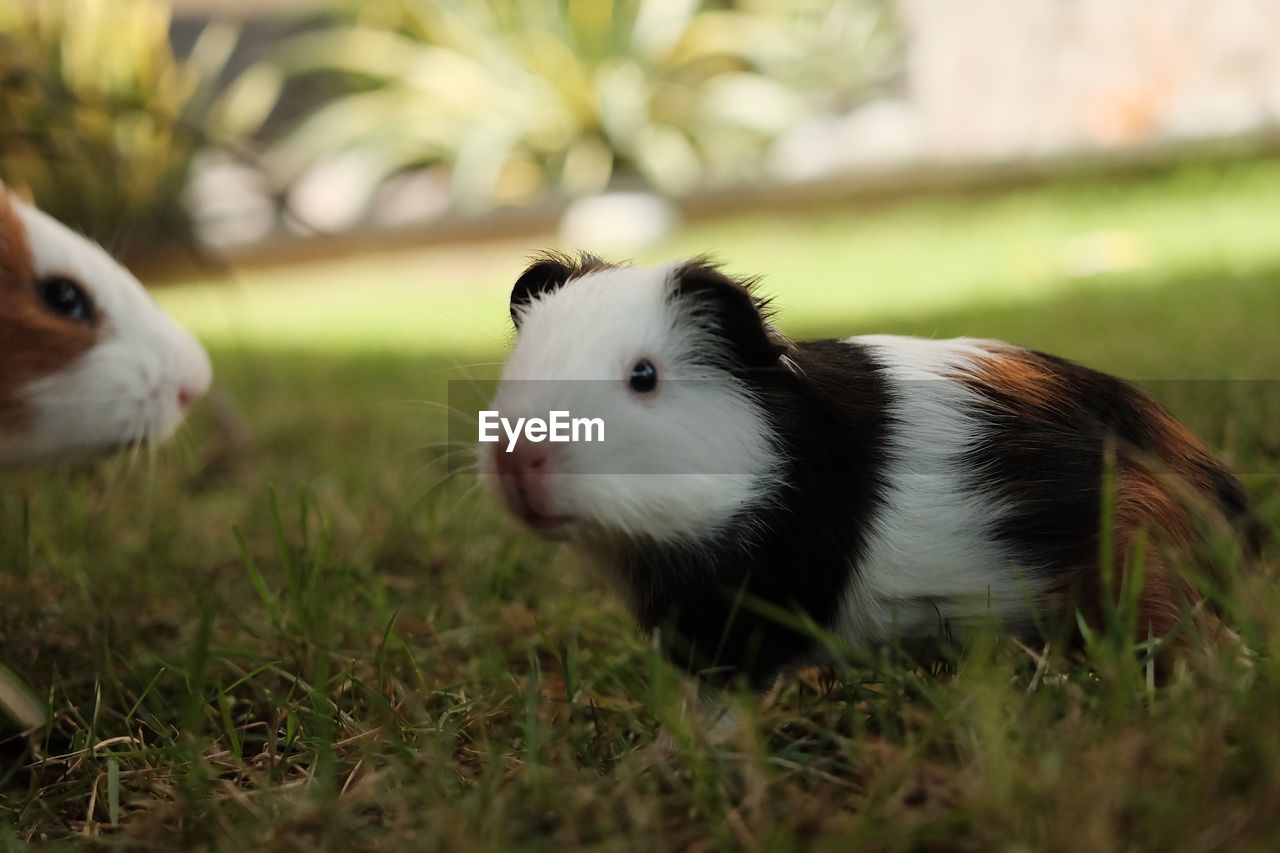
268;0;899;210
0;0;280;257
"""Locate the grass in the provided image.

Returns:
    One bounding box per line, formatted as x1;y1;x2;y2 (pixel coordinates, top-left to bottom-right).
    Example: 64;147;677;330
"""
1;159;1279;848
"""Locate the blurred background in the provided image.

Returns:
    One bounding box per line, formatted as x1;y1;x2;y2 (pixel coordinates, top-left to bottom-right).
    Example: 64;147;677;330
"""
2;0;1279;360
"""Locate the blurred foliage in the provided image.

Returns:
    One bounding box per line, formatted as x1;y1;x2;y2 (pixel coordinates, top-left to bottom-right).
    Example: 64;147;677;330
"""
268;0;900;209
0;0;280;257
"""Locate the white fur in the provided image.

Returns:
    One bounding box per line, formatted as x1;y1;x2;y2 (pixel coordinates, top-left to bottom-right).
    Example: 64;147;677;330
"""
835;335;1045;645
481;263;781;543
0;203;211;466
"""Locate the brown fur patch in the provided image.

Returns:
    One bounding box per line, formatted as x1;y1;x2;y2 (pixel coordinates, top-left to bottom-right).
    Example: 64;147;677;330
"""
1146;406;1225;494
1116;467;1195;551
1115;467;1196;638
1054;464;1207;654
958;344;1244;649
0;191;98;435
1073;461;1239;669
963;347;1066;412
963;344;1227;492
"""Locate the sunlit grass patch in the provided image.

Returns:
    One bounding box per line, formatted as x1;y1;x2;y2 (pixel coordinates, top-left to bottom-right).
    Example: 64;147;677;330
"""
159;159;1280;355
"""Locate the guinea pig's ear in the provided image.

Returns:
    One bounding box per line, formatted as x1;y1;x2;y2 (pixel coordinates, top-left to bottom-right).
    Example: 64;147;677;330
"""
510;252;614;327
510;256;571;326
509;253;570;324
671;259;788;368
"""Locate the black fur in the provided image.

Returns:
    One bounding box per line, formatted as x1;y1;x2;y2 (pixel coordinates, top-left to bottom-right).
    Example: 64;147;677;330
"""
670;259;786;369
510;252;612;327
604;267;893;689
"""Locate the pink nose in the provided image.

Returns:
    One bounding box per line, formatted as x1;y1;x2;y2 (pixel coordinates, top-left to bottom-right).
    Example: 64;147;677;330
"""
495;439;550;489
494;440;567;529
177;386;200;410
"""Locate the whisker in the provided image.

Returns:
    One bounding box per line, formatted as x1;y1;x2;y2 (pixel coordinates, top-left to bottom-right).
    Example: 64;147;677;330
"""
456;481;500;541
429;310;509;347
399;468;479;518
36;394;158;406
398;440;480;456
423;362;506;376
401;447;478;484
413;452;479;481
124;415;147;472
440;353;502;410
142;432;159;521
393;400;480;422
170;424;198;470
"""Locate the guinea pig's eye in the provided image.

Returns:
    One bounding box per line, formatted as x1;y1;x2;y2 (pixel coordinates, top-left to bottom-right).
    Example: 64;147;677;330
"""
37;275;96;323
628;358;658;394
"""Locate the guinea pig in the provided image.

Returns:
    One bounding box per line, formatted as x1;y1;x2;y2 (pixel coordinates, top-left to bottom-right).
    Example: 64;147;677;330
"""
481;253;1259;689
0;184;211;467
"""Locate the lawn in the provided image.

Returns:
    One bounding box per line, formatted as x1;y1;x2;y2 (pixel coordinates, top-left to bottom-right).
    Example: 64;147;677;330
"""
1;159;1279;848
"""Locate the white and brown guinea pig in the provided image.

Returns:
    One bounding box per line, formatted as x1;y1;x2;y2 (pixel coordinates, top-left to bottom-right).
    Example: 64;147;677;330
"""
0;185;211;467
482;254;1260;689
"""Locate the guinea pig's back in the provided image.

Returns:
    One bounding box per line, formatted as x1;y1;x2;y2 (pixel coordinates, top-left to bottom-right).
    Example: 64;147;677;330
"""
831;335;1046;641
834;335;1252;643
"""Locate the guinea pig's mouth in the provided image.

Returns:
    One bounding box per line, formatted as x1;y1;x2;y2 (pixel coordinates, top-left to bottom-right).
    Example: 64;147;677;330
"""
498;475;574;534
518;505;574;534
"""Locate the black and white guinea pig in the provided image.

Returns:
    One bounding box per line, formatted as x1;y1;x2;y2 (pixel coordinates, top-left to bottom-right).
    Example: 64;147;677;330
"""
481;253;1258;689
0;184;211;467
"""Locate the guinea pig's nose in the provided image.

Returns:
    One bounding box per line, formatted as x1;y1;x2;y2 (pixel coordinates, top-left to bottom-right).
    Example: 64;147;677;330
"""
493;439;568;530
496;439;552;482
